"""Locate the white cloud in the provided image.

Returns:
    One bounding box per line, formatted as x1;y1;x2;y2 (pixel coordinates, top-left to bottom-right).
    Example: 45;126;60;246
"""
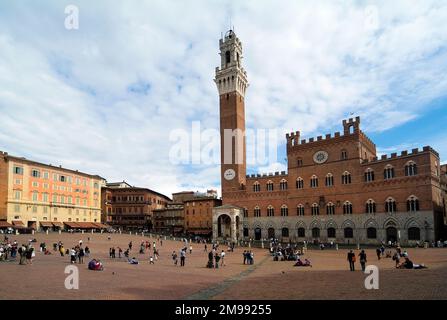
0;0;446;196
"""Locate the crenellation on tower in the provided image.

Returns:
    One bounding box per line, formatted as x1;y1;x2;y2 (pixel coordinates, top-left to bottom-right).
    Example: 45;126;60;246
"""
215;30;249;98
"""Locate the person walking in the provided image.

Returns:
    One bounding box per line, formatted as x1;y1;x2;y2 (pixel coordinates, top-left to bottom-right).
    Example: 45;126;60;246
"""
78;247;84;264
376;248;381;260
220;250;226;267
180;249;186;267
359;250;367;272
347;250;356;271
172;251;178;266
243;250;247;265
189;245;193;254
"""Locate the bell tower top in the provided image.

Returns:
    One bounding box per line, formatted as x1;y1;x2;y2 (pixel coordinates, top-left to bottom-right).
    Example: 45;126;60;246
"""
214;30;249;97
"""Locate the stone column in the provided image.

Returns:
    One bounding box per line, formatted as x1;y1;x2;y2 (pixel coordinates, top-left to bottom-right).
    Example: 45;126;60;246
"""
212;220;219;241
231;219;237;243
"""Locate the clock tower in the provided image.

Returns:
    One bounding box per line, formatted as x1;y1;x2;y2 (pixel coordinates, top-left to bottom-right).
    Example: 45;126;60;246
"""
215;30;249;196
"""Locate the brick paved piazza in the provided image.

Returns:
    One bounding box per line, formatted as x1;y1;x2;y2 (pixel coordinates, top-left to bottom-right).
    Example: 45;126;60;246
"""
1;233;446;300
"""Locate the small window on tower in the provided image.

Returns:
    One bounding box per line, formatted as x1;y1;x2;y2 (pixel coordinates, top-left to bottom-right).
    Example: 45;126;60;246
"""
225;51;231;64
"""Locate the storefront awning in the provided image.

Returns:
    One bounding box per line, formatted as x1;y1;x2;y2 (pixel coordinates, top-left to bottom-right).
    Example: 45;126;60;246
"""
64;222;81;229
92;223;109;229
39;221;53;228
52;222;64;228
0;221;13;228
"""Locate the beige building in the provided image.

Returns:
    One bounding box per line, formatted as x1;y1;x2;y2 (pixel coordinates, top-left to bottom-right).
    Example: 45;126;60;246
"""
0;150;106;230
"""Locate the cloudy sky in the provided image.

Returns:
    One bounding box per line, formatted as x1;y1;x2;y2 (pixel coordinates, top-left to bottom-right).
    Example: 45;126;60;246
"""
0;0;446;197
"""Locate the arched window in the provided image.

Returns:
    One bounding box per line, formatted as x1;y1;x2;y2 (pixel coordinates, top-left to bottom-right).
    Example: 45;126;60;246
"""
325;173;334;187
225;50;231;64
280;205;288;217
297;204;305;216
312;227;320;238
253;181;260;192
327;227;336;238
344;227;353;238
408;227;420;240
297;227;306;237
254;206;261;217
385;197;397;213
367;227;377;239
243;208;248;218
342;171;352;184
341;150;348;160
282;228;289;237
267;205;275;217
279;179;288;190
310;175;318;188
407;196;420;212
364;168;375;182
326;202;335;215
297;158;303;167
365;199;376;213
343;201;353;214
405;161;417;176
311;203;320;216
384;165;395;180
296;177;304;189
266;180;274;191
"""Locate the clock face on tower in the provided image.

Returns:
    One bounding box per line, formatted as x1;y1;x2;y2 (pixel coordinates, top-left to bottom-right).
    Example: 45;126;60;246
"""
224;169;236;181
313;151;329;164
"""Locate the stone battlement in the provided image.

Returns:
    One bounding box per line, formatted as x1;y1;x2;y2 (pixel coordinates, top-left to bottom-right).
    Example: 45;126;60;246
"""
361;146;438;164
286;116;376;151
246;171;287;179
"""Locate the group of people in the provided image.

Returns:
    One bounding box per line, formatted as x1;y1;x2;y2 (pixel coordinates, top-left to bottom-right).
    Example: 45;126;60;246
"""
270;243;302;261
347;246;428;271
1;236;35;265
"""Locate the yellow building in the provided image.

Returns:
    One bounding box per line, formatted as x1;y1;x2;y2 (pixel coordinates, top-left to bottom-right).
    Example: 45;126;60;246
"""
0;150;106;230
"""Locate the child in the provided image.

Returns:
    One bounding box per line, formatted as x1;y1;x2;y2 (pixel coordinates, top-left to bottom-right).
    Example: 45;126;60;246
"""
149;256;154;264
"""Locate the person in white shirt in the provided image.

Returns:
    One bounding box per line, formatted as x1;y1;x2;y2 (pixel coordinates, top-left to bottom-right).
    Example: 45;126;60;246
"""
220;250;226;266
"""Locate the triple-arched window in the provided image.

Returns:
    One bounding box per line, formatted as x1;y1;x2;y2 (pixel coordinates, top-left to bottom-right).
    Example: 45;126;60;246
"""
407;195;420;212
253;181;260;192
266;180;274;191
365;168;375;182
343;201;353;214
296;177;304;189
310;175;318;188
384;165;395;180
279;179;288;190
267;205;275;217
405;161;417;176
281;205;289;216
326;202;335;215
254;206;261;217
325;173;334;187
385;197;397;213
365;199;376;213
311;203;320;215
342;171;352;184
297;204;305;216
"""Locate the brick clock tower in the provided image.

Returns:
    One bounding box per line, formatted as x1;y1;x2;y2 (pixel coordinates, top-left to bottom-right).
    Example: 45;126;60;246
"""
214;30;249;197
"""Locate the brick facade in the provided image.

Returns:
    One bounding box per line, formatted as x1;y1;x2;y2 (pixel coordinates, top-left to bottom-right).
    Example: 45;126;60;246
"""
101;183;170;231
184;197;222;236
213;31;446;245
